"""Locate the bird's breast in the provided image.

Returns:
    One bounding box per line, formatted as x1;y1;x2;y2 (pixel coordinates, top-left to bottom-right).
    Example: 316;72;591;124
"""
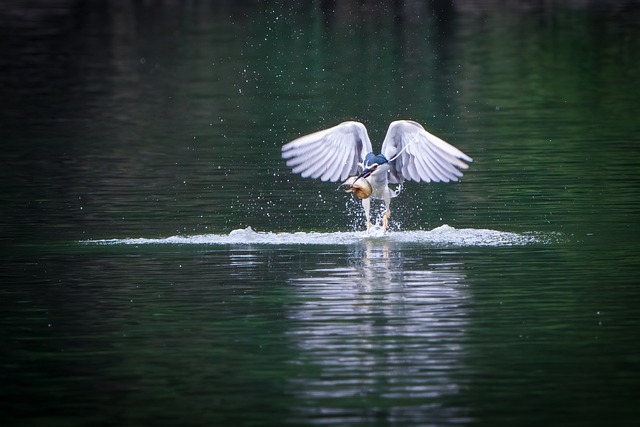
366;166;390;197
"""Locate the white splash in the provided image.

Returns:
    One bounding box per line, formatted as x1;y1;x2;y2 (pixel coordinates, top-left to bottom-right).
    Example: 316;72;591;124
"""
84;225;554;247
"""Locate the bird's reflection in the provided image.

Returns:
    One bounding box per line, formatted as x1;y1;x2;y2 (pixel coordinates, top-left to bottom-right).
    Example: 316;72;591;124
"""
285;239;471;423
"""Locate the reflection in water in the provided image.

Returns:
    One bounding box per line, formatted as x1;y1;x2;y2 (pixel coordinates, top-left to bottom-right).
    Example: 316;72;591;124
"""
286;240;471;423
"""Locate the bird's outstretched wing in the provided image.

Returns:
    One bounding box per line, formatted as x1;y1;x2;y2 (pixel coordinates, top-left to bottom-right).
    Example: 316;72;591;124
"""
381;120;472;184
281;121;373;182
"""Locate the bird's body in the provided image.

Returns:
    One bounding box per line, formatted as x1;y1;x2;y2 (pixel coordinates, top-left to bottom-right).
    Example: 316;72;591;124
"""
281;120;472;233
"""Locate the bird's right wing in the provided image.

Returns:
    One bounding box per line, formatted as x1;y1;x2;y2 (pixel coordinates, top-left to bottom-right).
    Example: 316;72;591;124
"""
381;120;472;184
281;121;373;182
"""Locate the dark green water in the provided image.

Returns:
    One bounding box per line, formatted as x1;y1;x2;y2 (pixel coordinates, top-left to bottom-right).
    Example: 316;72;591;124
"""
2;2;639;426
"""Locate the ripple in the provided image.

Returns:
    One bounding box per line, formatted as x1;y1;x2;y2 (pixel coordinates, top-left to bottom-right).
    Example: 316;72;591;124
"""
83;224;558;247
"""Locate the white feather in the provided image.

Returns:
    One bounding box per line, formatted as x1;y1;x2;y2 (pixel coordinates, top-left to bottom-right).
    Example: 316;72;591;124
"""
282;119;472;186
281;121;373;182
381;120;472;183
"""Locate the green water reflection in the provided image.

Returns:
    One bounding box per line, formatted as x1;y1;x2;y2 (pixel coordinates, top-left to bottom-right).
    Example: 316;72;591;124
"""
1;1;639;426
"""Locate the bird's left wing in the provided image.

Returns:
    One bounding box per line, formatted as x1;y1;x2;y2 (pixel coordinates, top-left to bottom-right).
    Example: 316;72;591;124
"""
381;120;472;184
281;121;373;182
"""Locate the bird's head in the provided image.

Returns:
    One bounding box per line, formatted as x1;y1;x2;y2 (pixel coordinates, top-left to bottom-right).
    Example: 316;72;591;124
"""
360;152;389;178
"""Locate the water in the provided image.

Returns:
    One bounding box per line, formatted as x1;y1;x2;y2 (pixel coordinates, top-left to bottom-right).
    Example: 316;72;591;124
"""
85;225;552;246
2;1;640;426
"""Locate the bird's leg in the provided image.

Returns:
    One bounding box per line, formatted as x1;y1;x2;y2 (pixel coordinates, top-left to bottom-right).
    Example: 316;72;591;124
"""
383;210;391;231
382;190;392;232
362;198;371;235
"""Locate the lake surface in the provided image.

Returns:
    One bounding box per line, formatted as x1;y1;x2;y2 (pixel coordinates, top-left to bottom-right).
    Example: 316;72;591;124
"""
2;1;639;426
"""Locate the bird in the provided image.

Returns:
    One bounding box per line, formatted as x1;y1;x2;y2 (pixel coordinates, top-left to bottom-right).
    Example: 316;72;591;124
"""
281;120;472;233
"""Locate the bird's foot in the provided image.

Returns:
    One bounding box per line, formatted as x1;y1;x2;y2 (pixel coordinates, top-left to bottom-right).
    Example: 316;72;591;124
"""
382;210;391;232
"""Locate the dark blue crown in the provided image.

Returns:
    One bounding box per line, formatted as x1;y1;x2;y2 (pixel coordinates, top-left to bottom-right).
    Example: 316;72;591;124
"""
364;152;388;167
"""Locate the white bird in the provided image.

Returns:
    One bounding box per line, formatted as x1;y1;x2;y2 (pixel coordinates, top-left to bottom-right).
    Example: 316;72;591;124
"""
281;120;472;233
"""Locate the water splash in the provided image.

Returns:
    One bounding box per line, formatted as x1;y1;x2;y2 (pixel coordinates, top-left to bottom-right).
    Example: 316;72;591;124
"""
84;225;557;247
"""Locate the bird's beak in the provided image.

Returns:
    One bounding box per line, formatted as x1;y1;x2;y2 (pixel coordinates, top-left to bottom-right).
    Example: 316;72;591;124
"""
358;164;378;179
340;177;356;191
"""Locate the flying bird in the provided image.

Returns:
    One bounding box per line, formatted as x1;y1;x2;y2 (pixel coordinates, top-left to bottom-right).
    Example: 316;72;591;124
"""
281;120;472;233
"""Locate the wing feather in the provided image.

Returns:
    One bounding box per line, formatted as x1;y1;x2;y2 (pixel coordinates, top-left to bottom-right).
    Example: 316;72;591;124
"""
419;141;454;182
407;140;435;183
322;140;352;181
405;143;427;182
427;143;464;180
301;153;334;179
282;121;372;182
425;151;451;182
381;120;472;184
406;159;420;182
413;150;433;183
288;143;330;170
